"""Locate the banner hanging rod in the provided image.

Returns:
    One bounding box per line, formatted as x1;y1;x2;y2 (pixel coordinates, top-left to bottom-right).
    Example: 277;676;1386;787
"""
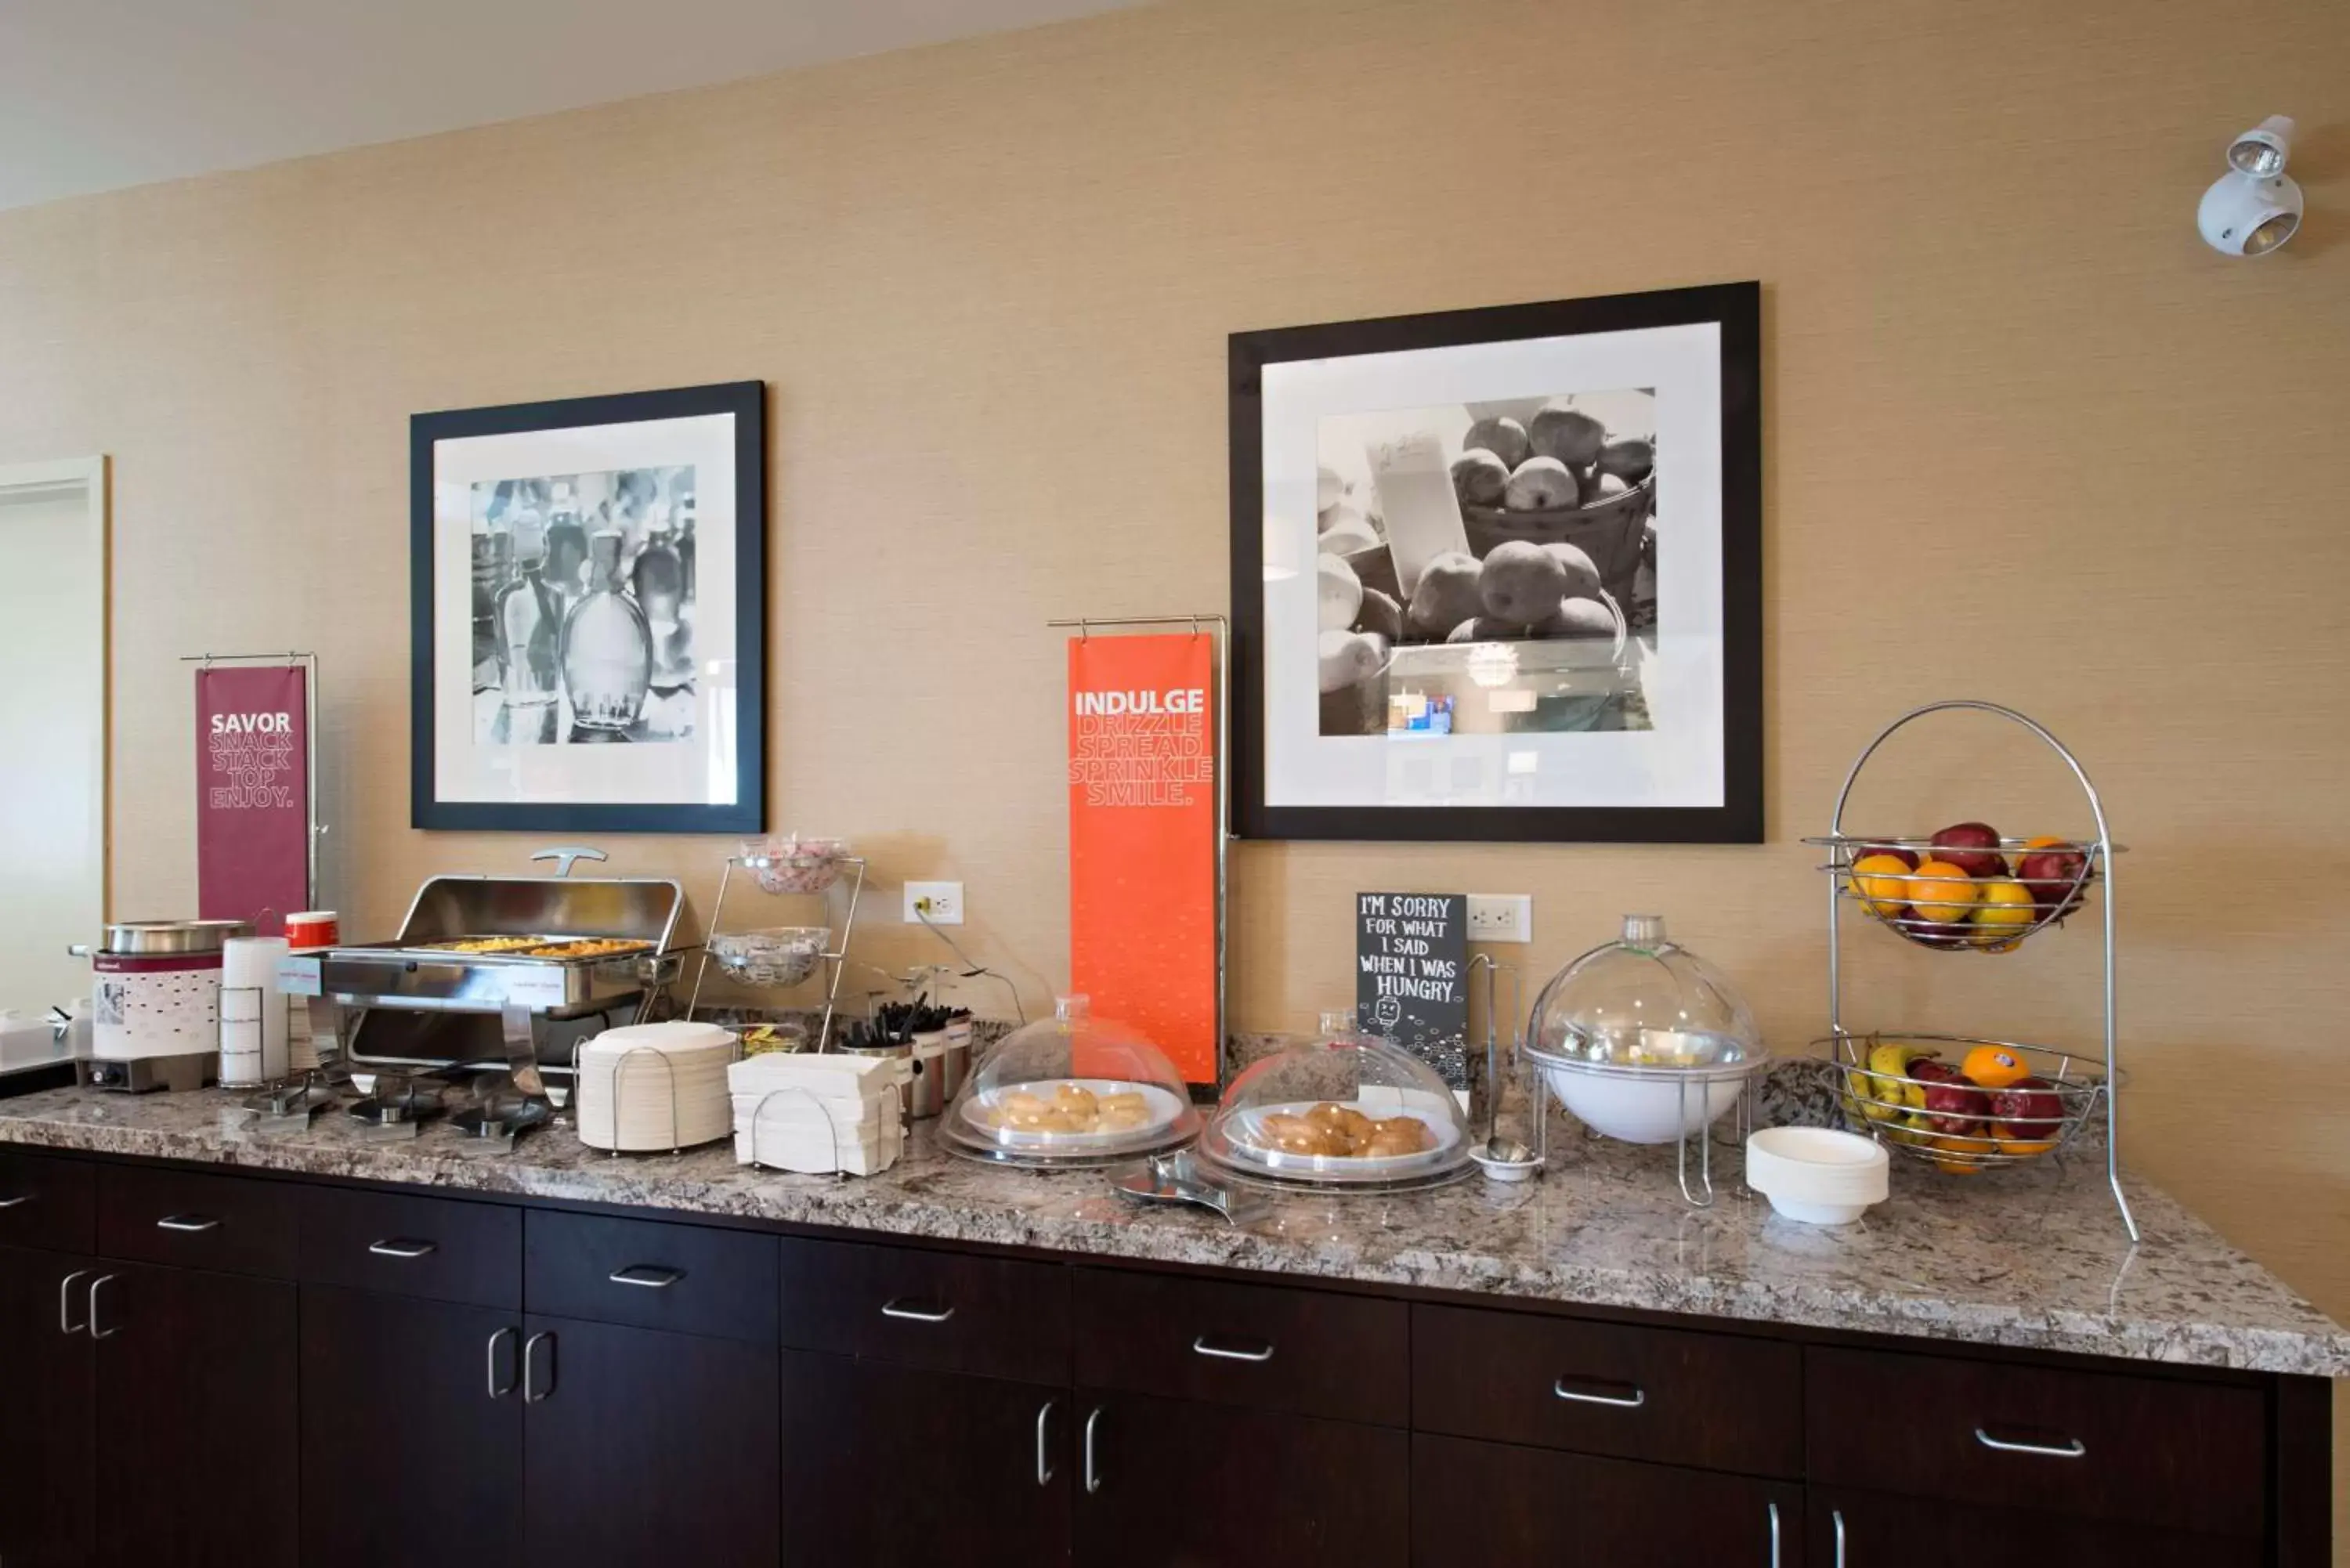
1046;614;1226;640
179;651;316;665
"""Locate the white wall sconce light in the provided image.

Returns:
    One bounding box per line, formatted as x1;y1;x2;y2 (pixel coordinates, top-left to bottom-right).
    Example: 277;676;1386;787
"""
2198;116;2302;257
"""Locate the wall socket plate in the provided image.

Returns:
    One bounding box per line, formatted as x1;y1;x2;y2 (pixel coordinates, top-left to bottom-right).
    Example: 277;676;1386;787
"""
1466;894;1531;944
905;881;964;925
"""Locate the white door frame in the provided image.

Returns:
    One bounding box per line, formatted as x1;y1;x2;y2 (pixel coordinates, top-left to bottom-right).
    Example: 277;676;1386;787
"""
0;455;110;919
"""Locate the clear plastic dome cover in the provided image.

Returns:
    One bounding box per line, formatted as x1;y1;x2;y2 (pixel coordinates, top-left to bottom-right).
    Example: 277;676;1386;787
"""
1529;915;1762;1069
1197;1012;1473;1188
940;995;1199;1166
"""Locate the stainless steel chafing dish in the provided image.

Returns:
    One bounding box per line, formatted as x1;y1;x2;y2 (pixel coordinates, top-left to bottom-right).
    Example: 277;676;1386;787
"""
282;848;690;1097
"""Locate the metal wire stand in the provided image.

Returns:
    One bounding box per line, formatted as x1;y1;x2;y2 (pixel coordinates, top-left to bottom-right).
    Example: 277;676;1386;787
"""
1805;700;2136;1241
688;854;868;1050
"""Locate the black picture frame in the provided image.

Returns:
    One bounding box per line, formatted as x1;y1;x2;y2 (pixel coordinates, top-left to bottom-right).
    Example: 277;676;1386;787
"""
1228;282;1762;844
410;380;767;834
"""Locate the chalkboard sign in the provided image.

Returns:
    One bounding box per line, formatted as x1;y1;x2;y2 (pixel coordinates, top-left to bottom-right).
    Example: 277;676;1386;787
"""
1355;893;1469;1089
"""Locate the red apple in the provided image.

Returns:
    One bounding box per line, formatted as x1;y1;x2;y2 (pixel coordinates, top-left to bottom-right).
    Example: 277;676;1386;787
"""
1922;1079;1994;1139
1931;822;2008;879
2016;846;2091;917
1853;843;1919;872
1990;1076;2064;1138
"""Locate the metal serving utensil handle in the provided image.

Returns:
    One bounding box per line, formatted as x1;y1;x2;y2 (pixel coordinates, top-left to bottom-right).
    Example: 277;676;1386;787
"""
1973;1426;2085;1458
530;846;607;879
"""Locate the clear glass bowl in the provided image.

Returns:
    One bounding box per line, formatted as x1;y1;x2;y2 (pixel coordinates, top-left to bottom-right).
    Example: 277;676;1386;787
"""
940;995;1198;1168
740;835;850;895
1197;1012;1473;1190
708;927;830;988
1524;915;1766;1143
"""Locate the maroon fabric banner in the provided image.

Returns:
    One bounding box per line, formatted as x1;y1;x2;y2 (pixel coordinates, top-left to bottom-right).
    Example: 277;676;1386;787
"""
196;665;310;937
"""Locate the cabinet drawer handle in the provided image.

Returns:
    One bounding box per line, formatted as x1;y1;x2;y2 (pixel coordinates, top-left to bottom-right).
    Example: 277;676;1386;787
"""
486;1327;518;1400
1767;1500;1781;1568
1553;1376;1645;1409
1035;1400;1055;1487
0;1193;31;1209
1191;1334;1275;1364
59;1270;89;1335
1974;1426;2086;1459
522;1331;555;1402
1831;1508;1846;1567
368;1237;438;1260
88;1274;119;1340
608;1264;684;1289
1083;1407;1104;1495
155;1214;219;1234
880;1297;956;1324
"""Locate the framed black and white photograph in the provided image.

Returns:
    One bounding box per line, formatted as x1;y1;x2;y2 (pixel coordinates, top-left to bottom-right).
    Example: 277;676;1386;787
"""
411;380;765;833
1229;283;1760;843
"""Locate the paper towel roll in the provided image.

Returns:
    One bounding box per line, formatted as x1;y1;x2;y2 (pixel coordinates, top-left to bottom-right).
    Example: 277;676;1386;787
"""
219;937;291;1086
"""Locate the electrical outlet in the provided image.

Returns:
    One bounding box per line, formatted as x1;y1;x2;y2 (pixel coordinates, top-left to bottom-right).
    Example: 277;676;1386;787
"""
1466;894;1531;944
905;881;964;925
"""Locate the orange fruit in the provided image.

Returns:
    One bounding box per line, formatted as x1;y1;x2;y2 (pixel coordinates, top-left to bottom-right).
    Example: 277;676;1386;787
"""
1905;859;1979;923
1849;853;1914;919
1994;1125;2059;1158
1960;1044;2030;1089
2023;835;2076;851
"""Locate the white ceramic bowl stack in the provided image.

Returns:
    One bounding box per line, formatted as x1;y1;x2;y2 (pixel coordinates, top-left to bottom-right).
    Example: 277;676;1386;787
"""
575;1021;739;1153
729;1051;911;1176
1744;1126;1890;1225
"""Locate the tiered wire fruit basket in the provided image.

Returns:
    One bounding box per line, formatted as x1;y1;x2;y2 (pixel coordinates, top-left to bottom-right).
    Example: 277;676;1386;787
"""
1802;701;2136;1240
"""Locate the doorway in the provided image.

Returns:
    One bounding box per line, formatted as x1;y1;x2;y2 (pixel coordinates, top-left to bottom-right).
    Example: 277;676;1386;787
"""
0;457;107;1024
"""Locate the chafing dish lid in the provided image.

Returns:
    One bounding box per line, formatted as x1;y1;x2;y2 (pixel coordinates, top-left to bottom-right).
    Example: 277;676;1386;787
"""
96;918;254;956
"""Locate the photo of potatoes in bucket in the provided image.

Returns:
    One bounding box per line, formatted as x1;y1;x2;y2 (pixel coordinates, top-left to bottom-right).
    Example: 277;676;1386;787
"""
1314;390;1658;738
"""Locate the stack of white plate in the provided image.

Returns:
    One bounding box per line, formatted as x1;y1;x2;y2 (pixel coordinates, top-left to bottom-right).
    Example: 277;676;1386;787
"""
729;1051;909;1176
576;1021;739;1153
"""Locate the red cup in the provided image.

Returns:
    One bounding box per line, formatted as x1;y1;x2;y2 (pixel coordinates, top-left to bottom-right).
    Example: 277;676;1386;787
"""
284;911;339;950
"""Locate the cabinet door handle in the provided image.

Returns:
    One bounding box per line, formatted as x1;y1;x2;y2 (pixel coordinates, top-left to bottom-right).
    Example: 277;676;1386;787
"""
1035;1400;1055;1487
87;1274;119;1340
1973;1426;2085;1459
1766;1501;1781;1568
369;1238;438;1260
155;1214;219;1234
1831;1508;1846;1567
0;1193;31;1209
486;1327;518;1400
607;1264;683;1289
1082;1407;1104;1495
1191;1334;1275;1364
522;1331;555;1403
880;1297;956;1324
1553;1376;1645;1408
59;1270;89;1335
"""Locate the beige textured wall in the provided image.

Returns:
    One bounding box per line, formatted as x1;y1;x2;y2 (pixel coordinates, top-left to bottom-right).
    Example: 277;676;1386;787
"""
1;0;2343;1530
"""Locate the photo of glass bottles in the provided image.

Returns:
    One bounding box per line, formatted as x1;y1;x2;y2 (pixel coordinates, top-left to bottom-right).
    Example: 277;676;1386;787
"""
468;464;697;746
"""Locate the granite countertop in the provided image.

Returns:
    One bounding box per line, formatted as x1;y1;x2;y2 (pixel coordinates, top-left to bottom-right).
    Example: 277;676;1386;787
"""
2;1083;2343;1378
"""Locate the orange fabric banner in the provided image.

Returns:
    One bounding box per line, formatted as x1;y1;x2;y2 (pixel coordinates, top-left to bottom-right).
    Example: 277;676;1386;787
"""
1068;634;1219;1086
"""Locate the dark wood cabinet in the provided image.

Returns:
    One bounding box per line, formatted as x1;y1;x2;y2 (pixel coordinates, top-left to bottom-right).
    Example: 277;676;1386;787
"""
0;1245;97;1568
1413;1432;1801;1567
298;1285;522;1568
89;1259;298;1568
1072;1390;1409;1568
780;1348;1068;1566
1810;1487;2265;1567
519;1313;779;1568
0;1149;2326;1568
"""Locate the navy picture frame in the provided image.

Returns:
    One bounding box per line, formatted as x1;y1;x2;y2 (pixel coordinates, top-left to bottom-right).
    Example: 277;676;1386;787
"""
410;380;767;834
1228;282;1762;844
